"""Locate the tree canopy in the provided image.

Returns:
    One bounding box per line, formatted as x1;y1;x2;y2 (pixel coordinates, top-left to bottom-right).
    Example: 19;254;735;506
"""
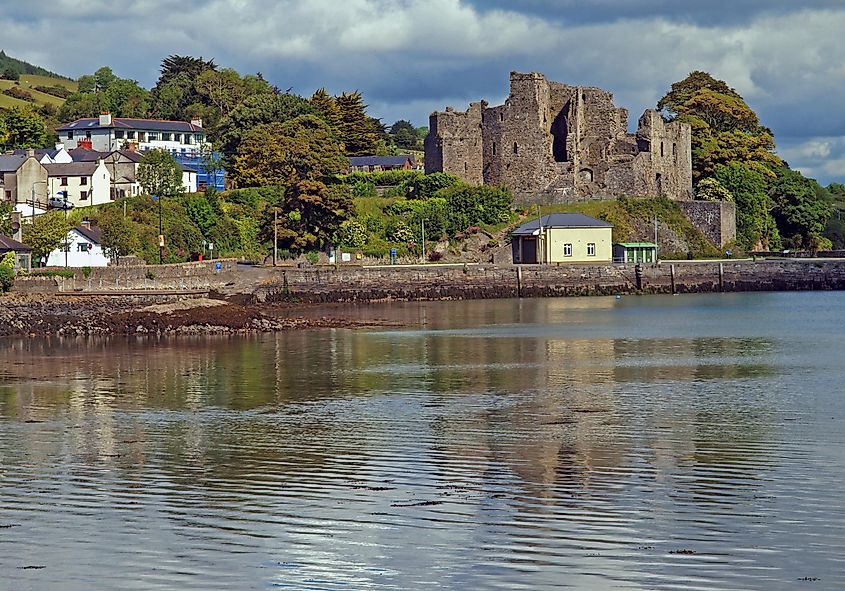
137;149;185;197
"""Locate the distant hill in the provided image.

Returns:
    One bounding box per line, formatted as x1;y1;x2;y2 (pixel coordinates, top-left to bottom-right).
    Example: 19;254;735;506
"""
0;50;69;79
0;50;76;111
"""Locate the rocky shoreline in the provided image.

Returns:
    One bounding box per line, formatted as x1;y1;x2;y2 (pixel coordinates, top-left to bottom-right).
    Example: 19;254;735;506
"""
0;294;394;338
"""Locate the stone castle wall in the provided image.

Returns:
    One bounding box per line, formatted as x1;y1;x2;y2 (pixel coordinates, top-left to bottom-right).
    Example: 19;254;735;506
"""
425;72;694;205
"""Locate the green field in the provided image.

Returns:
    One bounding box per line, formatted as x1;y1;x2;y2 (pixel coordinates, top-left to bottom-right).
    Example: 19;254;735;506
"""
0;74;77;109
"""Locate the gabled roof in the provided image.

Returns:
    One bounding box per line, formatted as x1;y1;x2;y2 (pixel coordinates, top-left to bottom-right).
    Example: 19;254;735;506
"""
12;148;59;159
74;224;103;244
0;234;32;252
0;154;28;173
511;213;613;235
349;155;415;167
45;162;101;177
68;147;109;162
58;117;205;133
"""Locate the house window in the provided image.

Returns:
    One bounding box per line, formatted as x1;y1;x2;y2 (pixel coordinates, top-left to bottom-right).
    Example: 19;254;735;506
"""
138;133;146;142
4;190;11;199
587;243;596;256
115;130;124;139
148;132;159;141
195;134;204;143
80;177;88;186
80;191;88;200
162;133;172;141
67;132;73;139
85;131;91;138
185;135;193;145
77;242;90;252
60;177;68;186
127;131;136;139
563;243;573;257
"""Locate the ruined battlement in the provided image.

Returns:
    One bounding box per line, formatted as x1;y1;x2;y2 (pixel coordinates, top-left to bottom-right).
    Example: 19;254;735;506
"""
425;72;693;204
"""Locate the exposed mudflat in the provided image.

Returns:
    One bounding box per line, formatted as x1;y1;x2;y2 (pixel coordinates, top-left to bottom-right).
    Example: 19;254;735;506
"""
0;294;395;337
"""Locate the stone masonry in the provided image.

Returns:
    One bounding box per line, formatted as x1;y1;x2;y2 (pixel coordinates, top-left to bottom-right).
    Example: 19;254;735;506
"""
425;72;693;205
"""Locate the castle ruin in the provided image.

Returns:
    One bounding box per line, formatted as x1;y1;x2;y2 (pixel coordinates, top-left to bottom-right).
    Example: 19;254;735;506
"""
425;72;694;204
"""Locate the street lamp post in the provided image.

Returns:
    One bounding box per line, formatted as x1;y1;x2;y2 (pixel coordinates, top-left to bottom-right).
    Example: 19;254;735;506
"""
152;194;163;264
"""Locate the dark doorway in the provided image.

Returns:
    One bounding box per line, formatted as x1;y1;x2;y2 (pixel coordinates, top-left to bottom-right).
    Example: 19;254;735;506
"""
551;101;571;162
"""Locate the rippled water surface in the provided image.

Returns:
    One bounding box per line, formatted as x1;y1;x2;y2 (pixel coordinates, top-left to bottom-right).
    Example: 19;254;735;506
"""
2;292;845;590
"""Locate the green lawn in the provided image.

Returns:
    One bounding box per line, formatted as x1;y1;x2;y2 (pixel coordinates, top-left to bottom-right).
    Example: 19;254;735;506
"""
0;74;76;110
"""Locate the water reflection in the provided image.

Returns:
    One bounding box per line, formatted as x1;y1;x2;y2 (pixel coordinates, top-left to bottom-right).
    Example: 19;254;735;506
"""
1;293;844;589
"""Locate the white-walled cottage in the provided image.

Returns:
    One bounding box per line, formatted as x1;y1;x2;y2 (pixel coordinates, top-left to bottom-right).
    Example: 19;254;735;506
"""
45;161;111;207
45;222;110;267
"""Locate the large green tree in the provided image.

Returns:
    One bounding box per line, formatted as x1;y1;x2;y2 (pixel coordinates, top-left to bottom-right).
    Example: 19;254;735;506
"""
96;207;139;262
714;162;779;250
335;91;381;156
658;71;782;181
769;168;833;250
23;211;70;263
1;106;50;149
137;149;185;197
217;93;316;157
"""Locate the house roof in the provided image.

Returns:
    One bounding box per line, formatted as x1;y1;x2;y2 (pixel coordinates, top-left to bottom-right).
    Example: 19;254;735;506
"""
0;234;33;252
58;117;204;133
74;224;103;244
349;155;415;167
68;147;109;162
45;162;101;177
511;213;613;235
12;148;60;159
0;154;28;173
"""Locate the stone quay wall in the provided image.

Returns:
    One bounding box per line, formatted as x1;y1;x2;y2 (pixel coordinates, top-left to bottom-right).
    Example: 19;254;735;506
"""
254;260;845;303
12;259;239;293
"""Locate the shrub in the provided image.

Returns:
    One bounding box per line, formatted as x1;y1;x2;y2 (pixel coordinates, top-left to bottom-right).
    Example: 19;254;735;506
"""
428;251;443;262
351;181;378;198
34;85;73;99
387;220;414;243
0;252;16;292
304;251;319;265
3;86;33;101
338;219;368;248
362;238;391;258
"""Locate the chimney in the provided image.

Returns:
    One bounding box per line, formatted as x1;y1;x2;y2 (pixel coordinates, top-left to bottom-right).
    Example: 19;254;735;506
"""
55;142;65;151
190;117;203;128
26;148;35;158
81;218;91;229
126;140;138;152
99;112;112;126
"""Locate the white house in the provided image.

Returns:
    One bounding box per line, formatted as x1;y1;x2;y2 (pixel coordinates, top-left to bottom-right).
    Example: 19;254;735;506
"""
44;160;111;207
45;222;110;267
57;113;209;156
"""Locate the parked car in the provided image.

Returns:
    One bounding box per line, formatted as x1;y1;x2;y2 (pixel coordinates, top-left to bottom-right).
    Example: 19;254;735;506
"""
48;196;74;210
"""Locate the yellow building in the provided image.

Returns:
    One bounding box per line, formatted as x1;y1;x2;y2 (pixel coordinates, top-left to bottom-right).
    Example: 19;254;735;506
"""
511;213;613;264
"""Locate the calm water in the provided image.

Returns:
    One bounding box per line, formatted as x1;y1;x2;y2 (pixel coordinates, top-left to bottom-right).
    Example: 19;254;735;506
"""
2;292;845;590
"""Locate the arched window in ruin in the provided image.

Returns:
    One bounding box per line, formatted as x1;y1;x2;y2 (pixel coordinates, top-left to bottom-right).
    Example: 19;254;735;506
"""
492;142;497;156
500;112;504;122
660;142;664;157
579;168;593;183
673;143;677;162
513;142;519;155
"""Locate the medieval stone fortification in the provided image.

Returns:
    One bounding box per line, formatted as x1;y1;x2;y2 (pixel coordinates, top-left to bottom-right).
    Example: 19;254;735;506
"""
425;72;694;204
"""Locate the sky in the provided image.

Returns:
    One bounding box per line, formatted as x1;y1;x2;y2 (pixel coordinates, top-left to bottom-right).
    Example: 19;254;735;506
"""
2;0;844;184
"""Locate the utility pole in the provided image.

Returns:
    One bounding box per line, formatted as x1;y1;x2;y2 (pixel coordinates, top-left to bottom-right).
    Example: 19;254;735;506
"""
654;216;659;261
273;208;278;266
421;218;426;263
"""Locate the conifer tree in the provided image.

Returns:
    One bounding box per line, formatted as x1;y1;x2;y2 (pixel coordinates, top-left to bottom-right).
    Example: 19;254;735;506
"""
335;91;380;156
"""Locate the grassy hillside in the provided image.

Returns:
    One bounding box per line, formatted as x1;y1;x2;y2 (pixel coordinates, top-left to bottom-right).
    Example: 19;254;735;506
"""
0;53;76;111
